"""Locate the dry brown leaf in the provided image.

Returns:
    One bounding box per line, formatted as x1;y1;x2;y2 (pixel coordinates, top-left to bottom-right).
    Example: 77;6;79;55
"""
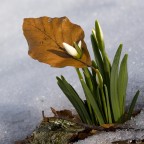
23;16;92;68
50;107;81;123
101;123;115;129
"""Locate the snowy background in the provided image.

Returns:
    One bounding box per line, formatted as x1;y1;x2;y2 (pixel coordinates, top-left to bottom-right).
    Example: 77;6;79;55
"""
0;0;144;143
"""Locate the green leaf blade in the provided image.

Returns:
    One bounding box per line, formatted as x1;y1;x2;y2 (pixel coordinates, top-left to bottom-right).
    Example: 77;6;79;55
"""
110;44;123;122
80;79;105;125
118;54;128;115
76;68;97;124
127;90;140;120
57;76;92;124
104;85;112;123
83;67;94;93
91;34;105;79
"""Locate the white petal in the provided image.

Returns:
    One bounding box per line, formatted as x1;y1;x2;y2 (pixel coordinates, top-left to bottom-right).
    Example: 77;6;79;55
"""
62;42;78;57
78;40;82;49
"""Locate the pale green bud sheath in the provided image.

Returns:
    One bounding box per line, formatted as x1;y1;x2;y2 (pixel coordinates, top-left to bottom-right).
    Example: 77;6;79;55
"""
62;42;80;58
92;28;96;40
73;40;83;58
95;69;103;89
96;74;100;86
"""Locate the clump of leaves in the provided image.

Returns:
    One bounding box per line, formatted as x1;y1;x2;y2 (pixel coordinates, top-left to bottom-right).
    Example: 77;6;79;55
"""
23;16;140;126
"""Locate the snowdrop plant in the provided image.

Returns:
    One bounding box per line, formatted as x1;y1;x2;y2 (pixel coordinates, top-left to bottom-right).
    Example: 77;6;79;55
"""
57;21;140;125
23;16;140;126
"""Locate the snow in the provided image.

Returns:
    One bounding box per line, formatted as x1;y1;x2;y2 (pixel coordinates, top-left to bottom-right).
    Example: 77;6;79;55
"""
76;109;144;144
0;0;144;143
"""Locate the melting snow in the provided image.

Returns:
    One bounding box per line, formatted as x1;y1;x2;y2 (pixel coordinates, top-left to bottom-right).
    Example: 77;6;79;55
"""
0;0;144;143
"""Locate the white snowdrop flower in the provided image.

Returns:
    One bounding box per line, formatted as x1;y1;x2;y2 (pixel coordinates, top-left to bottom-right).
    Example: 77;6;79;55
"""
62;42;79;58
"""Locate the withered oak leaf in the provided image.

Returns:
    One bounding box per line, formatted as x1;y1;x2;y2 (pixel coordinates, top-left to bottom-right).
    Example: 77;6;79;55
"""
23;16;92;68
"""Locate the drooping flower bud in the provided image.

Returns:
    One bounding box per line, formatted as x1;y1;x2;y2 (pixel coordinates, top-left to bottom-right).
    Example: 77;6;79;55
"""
62;42;79;58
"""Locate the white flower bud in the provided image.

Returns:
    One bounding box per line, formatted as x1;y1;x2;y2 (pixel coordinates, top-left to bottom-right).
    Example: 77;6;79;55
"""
78;40;82;49
62;42;79;57
96;70;103;88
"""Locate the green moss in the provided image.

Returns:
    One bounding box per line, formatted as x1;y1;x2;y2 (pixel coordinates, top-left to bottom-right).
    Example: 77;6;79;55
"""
26;118;85;144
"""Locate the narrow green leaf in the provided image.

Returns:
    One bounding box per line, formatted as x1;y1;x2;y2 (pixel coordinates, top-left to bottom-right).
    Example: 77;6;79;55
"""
110;44;123;122
91;33;110;88
91;61;98;96
92;60;98;69
80;79;105;125
83;67;93;93
118;54;128;115
57;76;92;124
100;89;108;122
76;68;95;124
104;84;112;123
127;90;140;120
91;60;98;83
75;68;83;80
82;68;96;124
95;21;111;70
95;69;103;89
57;78;84;120
91;34;105;79
74;42;82;58
95;87;102;110
95;21;111;86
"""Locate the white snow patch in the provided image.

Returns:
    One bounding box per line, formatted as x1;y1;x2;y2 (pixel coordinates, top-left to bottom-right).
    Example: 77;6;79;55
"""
0;0;144;143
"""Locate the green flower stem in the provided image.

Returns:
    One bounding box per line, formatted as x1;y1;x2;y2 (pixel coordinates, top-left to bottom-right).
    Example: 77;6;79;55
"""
100;89;108;122
80;79;105;125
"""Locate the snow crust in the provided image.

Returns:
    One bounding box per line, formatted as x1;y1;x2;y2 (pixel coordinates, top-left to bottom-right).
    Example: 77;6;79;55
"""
0;0;144;143
75;109;144;144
